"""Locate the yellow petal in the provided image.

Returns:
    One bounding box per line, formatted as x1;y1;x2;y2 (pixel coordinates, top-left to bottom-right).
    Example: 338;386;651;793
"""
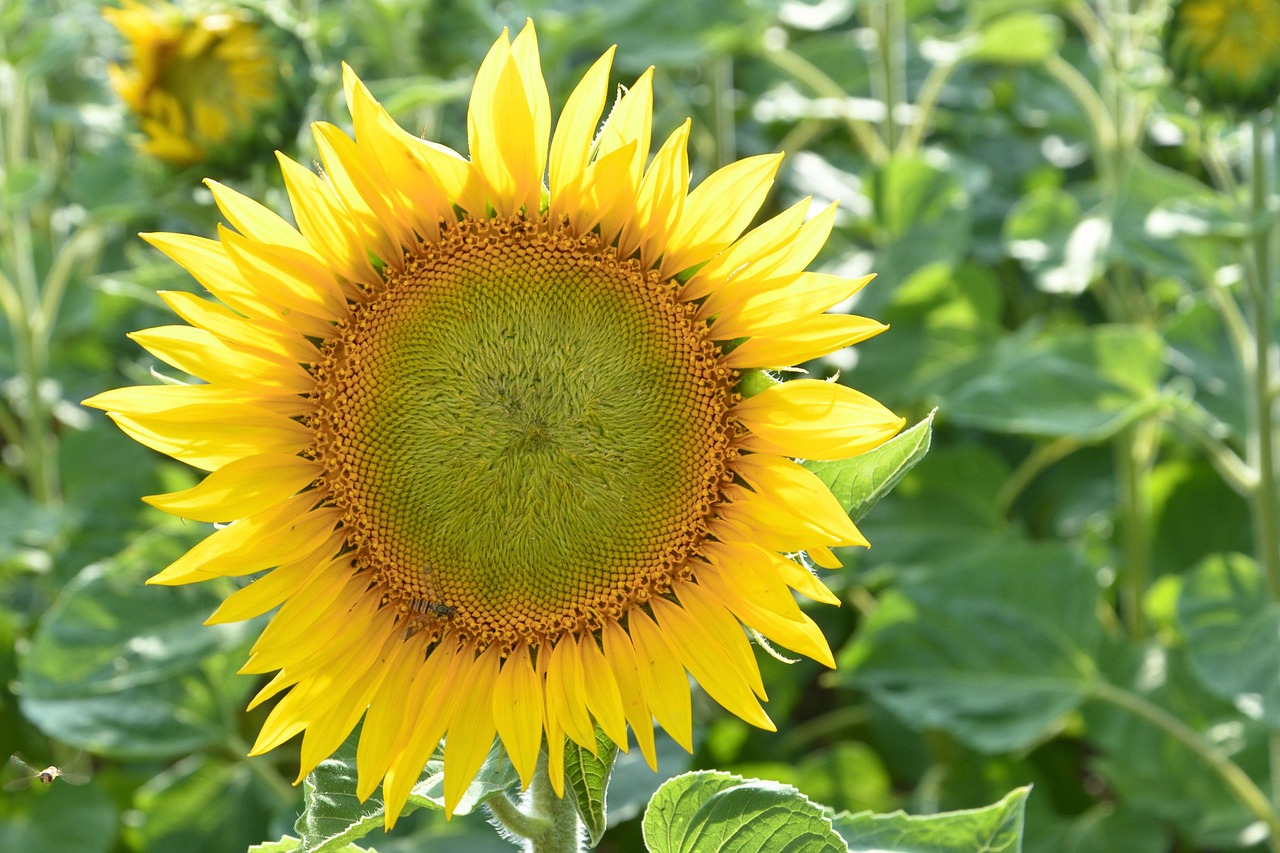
601;620;658;768
205;179;316;257
312;121;405;264
682;199;809;302
383;642;468;828
203;530;344;624
699;203;838;312
510;20;551;195
649;596;774;731
277;152;379;286
129;324;313;390
443;645;502;816
618;120;690;264
734;379;904;461
626;609;692;751
148;497;336;585
696;560;834;666
143;453;318;522
571;141;639;235
672;582;765;700
141;233;335;338
758;546;842;605
723;313;887;369
549;47;616;223
492;644;542;787
84;383;311;419
295;620;405;782
343;64;461;242
659;153;783;278
242;572;370;672
731;453;867;547
545;633;597;751
157;290;320;364
356;633;437;802
594;68;654;244
704;273;876;341
467;30;538;215
578;635;628;749
109;404;310;471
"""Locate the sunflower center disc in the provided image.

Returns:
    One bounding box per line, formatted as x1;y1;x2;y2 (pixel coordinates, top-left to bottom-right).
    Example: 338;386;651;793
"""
311;217;736;648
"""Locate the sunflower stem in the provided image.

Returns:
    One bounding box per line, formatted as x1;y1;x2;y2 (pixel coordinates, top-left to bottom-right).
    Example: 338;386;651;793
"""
487;752;581;853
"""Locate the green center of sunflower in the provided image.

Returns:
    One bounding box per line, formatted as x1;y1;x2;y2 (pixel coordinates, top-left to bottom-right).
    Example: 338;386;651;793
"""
311;216;737;649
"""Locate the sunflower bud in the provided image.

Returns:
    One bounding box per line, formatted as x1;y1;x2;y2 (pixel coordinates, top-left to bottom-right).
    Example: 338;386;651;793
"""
1163;0;1280;113
103;0;311;168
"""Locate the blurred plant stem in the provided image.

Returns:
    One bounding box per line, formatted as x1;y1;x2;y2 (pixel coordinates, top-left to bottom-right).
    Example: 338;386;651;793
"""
865;0;905;154
0;56;103;507
1244;114;1280;597
1091;680;1280;852
486;752;580;853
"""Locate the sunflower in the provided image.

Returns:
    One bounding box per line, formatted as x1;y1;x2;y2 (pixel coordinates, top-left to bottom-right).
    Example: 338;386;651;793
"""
86;22;903;826
1164;0;1280;111
103;0;308;166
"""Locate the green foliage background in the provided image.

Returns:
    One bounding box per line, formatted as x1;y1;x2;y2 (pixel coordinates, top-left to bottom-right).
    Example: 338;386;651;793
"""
2;0;1278;850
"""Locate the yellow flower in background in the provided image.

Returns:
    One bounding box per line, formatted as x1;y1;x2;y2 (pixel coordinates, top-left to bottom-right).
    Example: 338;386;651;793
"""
103;0;307;166
87;22;903;826
1164;0;1280;111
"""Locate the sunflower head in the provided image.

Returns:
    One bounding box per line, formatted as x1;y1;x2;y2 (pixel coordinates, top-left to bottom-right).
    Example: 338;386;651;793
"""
102;0;311;167
87;21;903;826
1164;0;1280;112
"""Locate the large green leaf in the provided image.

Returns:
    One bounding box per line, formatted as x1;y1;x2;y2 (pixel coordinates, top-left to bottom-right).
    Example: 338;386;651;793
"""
838;540;1100;752
0;782;116;853
1176;553;1280;725
643;771;845;853
1084;640;1266;849
833;786;1029;852
969;13;1062;64
134;754;289;853
295;727;391;853
935;324;1166;440
290;727;522;853
16;529;257;758
806;411;934;522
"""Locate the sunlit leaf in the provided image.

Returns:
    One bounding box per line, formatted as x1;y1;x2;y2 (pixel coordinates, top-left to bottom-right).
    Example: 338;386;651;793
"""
807;411;934;522
643;771;845;853
834;786;1029;852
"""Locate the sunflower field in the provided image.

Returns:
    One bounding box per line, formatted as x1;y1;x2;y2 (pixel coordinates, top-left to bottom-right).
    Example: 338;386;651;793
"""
3;0;1280;851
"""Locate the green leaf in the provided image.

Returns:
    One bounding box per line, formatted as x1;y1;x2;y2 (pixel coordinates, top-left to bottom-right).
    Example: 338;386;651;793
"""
838;540;1100;752
249;839;302;852
807;411;934;522
564;728;618;846
970;13;1062;64
0;781;117;853
16;529;257;758
643;771;845;853
135;754;289;853
866;155;972;286
833;786;1030;852
295;727;391;853
249;839;368;853
1003;186;1104;295
1176;553;1280;725
936;324;1166;440
412;740;521;817
1084;640;1266;848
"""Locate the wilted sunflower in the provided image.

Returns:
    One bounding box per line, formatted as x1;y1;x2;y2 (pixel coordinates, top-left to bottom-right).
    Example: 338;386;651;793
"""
1164;0;1280;111
103;0;308;166
87;22;903;825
